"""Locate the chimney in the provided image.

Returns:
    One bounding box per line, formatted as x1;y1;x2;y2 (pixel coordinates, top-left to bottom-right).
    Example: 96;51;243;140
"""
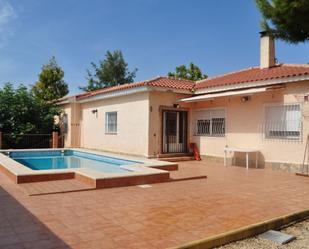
260;31;276;69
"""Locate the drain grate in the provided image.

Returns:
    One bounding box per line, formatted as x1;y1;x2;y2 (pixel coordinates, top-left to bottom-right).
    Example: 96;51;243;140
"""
259;230;296;244
137;184;152;188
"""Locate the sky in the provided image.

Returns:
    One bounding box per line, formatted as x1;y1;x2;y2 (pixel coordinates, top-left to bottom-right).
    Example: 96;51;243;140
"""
0;0;309;95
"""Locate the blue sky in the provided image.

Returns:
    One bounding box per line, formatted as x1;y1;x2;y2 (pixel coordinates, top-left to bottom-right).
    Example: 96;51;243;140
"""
0;0;309;95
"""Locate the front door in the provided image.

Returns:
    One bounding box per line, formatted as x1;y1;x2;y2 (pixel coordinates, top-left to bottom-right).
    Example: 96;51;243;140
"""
163;110;188;153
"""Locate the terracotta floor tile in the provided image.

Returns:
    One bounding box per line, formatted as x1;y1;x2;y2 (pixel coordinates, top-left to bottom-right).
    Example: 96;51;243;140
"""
56;233;83;246
17;230;53;243
0;226;15;237
1;161;309;248
1;243;25;249
22;239;67;249
0;234;21;247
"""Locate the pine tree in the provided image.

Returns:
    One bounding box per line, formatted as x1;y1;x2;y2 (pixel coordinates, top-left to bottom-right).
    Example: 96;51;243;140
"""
32;57;69;101
256;0;309;43
80;50;137;92
168;63;207;81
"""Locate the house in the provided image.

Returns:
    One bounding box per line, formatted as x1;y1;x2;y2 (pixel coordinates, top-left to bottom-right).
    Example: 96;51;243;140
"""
58;32;309;172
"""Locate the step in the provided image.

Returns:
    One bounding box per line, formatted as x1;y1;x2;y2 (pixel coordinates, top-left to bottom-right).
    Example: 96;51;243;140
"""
157;153;193;158
158;156;195;162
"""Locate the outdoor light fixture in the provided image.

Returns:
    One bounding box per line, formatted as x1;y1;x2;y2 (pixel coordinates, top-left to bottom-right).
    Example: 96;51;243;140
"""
92;109;98;114
173;104;180;108
241;96;250;102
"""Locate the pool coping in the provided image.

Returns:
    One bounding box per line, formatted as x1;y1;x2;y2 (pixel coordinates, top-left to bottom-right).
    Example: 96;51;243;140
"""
0;148;178;188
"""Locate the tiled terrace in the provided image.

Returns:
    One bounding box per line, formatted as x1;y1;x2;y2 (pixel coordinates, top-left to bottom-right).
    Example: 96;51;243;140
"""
1;161;309;249
19;179;95;196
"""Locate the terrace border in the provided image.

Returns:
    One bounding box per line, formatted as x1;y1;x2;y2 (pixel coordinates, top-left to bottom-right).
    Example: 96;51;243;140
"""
0;163;17;183
168;208;309;249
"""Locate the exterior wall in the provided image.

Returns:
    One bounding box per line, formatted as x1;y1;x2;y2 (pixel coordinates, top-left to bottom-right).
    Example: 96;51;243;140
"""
79;92;150;156
148;91;190;157
60;80;309;166
61;90;191;157
187;81;309;169
71;102;81;147
61;102;81;148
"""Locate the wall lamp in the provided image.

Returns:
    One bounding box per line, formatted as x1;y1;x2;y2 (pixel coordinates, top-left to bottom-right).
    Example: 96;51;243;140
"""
92;109;98;114
241;96;250;102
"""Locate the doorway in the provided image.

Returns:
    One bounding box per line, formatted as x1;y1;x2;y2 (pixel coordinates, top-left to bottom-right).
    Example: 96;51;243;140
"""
162;110;188;153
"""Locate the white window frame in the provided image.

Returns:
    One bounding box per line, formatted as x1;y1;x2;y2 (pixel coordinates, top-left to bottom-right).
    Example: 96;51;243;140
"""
105;111;118;134
263;103;302;140
193;107;226;137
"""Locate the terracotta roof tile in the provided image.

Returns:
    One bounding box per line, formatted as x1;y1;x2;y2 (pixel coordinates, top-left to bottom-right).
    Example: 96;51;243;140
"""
76;76;195;100
195;64;309;89
74;64;309;101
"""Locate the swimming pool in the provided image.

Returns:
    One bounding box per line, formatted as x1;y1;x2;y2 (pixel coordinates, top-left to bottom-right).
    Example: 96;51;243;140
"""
9;150;141;173
0;148;175;187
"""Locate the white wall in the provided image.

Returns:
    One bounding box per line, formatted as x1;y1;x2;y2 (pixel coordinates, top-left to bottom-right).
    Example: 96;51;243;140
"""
188;81;309;165
79;92;150;156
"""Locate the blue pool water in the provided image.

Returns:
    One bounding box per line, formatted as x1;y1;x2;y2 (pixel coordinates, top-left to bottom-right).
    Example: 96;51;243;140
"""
9;150;140;173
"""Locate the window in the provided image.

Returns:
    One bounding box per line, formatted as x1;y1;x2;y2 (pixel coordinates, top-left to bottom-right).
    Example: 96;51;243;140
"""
194;109;225;136
105;112;117;133
264;104;301;139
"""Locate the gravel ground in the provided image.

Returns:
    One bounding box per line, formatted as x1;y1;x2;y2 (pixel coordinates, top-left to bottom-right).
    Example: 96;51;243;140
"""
218;218;309;249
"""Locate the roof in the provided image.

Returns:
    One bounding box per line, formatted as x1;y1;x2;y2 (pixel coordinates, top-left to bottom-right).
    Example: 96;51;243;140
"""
60;64;309;104
195;64;309;90
76;76;195;100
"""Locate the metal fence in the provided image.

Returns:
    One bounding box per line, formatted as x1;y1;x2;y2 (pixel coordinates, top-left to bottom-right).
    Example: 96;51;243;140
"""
1;134;53;149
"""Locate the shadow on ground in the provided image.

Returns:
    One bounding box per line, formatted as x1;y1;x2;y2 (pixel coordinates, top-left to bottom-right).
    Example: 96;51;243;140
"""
0;185;70;249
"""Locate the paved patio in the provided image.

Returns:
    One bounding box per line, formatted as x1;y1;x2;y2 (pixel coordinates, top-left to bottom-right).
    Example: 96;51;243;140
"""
19;179;95;196
1;161;309;249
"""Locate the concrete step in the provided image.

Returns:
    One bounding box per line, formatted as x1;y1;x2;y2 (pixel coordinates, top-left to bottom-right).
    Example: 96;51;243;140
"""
158;156;195;162
157;153;193;158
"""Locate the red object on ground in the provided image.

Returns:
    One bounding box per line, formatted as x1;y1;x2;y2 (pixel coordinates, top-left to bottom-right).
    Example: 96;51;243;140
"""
190;143;201;161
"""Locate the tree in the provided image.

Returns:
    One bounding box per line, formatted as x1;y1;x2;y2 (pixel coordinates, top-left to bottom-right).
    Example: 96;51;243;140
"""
168;63;208;81
0;83;60;137
32;57;69;101
256;0;309;43
0;83;36;135
80;50;137;92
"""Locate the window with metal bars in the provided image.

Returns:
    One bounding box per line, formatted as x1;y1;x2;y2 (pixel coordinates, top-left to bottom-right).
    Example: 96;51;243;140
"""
105;111;117;133
194;109;225;136
264;104;301;139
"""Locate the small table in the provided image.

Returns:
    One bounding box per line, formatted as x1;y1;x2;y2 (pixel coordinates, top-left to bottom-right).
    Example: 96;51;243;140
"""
224;147;259;170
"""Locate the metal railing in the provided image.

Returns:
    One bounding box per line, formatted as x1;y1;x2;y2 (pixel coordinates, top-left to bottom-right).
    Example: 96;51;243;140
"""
1;134;52;149
262;121;302;140
195;118;225;137
263;104;302;140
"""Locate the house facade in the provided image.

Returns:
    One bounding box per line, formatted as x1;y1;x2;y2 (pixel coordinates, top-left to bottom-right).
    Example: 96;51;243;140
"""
59;33;309;171
59;77;194;157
